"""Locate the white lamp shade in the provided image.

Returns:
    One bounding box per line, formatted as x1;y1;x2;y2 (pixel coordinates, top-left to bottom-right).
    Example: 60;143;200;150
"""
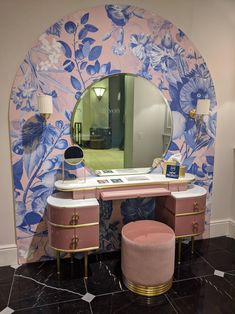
37;95;53;114
93;87;106;98
196;99;210;115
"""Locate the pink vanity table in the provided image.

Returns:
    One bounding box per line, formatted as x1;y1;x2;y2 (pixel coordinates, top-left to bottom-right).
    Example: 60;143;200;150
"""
47;171;207;273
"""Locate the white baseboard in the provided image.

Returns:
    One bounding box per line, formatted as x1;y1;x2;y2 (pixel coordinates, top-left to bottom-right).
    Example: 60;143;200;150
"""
0;244;18;266
228;219;235;238
209;219;235;239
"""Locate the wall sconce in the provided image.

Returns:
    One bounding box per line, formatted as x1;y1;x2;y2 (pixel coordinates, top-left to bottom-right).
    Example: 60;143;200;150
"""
93;87;106;100
37;95;53;122
189;99;210;119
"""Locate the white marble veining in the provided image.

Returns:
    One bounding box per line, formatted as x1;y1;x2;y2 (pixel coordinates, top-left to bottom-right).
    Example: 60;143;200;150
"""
15;274;84;296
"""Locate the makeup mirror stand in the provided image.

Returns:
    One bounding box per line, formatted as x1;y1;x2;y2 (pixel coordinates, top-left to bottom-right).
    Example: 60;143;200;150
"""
62;145;86;183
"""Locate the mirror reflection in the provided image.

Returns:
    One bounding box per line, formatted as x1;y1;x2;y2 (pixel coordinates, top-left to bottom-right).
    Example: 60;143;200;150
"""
71;74;172;172
64;145;84;165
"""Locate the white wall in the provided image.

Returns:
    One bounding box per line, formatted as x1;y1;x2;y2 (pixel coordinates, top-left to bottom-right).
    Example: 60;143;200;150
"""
189;0;235;236
1;0;235;265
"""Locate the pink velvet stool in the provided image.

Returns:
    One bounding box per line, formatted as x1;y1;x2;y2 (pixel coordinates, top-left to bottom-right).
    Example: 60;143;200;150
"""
121;220;175;296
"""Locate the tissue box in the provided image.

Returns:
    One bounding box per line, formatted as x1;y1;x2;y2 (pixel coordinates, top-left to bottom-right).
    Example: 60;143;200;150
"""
163;161;176;175
179;166;186;177
163;161;185;177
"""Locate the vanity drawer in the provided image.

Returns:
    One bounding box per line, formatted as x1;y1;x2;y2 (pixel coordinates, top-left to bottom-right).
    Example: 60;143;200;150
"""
98;184;167;199
48;224;99;251
100;187;170;201
73;188;97;199
48;204;99;226
168;183;188;192
174;213;205;236
156;207;205;237
163;195;206;215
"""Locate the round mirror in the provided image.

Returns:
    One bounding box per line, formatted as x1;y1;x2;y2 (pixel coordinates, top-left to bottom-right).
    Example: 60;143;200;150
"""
64;145;84;165
71;74;172;172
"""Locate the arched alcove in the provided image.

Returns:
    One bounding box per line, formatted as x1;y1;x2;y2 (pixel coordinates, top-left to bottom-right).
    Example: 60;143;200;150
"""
9;5;217;263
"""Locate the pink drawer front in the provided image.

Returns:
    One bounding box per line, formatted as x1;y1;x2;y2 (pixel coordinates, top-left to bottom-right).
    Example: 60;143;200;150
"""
48;205;99;226
48;224;99;251
73;189;97;199
174;214;205;236
100;187;170;201
163;195;206;214
156;207;205;237
97;184;167;199
168;183;188;192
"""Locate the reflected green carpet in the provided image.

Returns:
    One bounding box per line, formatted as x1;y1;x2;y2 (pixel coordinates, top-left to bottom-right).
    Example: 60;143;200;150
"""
83;148;124;171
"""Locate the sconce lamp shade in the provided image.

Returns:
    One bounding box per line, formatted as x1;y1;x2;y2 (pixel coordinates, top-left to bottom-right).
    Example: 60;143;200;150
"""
93;87;106;100
189;99;210;119
196;99;210;115
37;95;53;114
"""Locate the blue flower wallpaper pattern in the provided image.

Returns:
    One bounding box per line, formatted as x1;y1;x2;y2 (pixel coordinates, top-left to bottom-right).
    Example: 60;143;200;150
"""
9;5;216;263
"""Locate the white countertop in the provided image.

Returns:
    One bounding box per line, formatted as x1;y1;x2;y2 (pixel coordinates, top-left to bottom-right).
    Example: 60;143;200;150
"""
55;172;195;191
47;192;99;207
171;184;207;199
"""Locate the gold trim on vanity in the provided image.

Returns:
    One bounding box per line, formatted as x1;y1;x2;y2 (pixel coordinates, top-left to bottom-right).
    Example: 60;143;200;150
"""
49;245;99;253
48;221;99;228
122;275;173;296
176;232;201;239
175;210;205;217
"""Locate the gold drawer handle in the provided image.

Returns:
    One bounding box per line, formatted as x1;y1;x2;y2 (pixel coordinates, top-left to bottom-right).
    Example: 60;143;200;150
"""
70;214;79;225
71;236;79;249
193;202;199;212
192;222;199;233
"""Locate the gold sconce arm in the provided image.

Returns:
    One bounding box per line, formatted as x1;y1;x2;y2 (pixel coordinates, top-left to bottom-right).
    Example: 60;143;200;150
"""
189;99;210;120
189;109;197;119
40;113;51;121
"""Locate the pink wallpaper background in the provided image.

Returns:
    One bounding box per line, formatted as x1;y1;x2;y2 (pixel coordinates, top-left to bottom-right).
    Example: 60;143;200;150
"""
9;5;217;263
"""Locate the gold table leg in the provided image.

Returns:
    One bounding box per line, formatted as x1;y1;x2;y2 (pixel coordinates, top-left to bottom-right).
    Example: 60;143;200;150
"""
84;252;88;278
178;239;182;265
56;251;60;275
191;236;195;254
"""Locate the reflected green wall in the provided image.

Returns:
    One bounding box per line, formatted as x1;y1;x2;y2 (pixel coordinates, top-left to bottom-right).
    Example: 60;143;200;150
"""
124;76;134;167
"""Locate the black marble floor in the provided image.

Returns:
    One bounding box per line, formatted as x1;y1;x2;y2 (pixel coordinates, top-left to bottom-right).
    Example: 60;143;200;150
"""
1;236;235;313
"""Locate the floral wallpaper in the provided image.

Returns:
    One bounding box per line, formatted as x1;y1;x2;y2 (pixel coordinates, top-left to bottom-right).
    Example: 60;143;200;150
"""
9;5;217;263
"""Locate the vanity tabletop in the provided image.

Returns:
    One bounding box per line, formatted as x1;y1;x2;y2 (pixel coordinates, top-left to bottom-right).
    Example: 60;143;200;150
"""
47;193;99;207
54;172;195;191
170;184;207;199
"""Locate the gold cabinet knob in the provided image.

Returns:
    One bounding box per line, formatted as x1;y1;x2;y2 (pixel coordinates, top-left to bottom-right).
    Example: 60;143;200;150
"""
70;214;79;225
192;221;199;233
71;236;79;249
75;213;79;223
193;202;199;211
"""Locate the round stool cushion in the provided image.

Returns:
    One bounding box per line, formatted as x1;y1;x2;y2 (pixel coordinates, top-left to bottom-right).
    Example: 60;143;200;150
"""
121;220;175;287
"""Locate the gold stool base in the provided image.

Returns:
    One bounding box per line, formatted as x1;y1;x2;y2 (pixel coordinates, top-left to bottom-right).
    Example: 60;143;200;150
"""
122;275;173;296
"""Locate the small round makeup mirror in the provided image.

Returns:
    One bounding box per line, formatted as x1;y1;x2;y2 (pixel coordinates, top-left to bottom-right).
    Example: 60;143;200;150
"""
64;145;84;165
62;145;85;181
